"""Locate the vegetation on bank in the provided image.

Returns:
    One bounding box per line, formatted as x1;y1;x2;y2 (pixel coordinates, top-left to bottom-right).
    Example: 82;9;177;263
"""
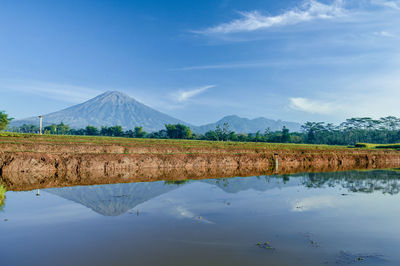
0;131;342;151
1;132;398;155
0;185;6;211
3;113;400;146
355;143;400;150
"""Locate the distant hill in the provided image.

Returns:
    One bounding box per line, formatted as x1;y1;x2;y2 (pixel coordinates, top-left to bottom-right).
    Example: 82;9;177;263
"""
194;115;301;134
10;91;301;133
10;91;190;132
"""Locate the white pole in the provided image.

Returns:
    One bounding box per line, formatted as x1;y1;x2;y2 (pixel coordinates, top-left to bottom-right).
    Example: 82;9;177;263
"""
39;116;43;135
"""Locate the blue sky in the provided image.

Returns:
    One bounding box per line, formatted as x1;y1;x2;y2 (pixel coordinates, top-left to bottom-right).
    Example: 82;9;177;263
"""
1;0;400;125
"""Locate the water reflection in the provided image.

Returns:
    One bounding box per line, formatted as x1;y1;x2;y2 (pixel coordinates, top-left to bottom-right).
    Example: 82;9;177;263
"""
1;170;400;266
44;170;400;216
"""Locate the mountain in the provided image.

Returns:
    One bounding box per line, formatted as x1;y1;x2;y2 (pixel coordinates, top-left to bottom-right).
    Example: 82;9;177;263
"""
11;91;301;133
11;91;189;132
194;115;301;134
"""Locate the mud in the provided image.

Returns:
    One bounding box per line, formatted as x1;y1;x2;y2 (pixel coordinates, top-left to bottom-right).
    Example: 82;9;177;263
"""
1;140;400;191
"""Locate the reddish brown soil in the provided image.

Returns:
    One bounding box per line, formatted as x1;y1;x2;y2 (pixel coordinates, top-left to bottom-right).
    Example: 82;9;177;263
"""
1;139;400;191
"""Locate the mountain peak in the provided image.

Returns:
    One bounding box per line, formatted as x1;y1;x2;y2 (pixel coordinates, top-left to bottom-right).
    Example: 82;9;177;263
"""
11;91;188;131
97;91;132;100
102;90;128;96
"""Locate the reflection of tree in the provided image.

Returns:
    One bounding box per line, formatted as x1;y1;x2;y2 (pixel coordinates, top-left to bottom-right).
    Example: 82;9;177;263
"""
0;185;6;211
164;180;189;186
297;170;400;195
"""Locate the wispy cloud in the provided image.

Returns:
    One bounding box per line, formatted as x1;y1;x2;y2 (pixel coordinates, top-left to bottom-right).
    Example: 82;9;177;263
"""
288;69;400;119
194;0;346;35
374;31;397;37
173;85;214;102
0;79;102;103
174;54;387;71
289;97;342;115
371;0;400;10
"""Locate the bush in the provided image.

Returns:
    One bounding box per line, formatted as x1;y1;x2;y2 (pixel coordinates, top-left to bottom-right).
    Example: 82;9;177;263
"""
354;143;367;148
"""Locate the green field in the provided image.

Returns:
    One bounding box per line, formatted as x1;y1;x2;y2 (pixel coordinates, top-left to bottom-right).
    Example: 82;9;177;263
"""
355;143;400;150
2;132;398;153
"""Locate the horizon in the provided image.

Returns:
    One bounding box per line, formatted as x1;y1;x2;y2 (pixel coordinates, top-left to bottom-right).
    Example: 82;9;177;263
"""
1;0;400;124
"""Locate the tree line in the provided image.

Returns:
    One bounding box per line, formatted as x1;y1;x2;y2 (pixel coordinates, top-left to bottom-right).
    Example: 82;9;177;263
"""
3;112;400;145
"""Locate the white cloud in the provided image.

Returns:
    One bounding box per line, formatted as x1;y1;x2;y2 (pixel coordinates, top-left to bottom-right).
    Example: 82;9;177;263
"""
194;0;346;34
374;31;397;37
174;54;387;71
371;0;400;10
173;85;214;102
289;97;341;115
0;79;102;103
288;69;400;120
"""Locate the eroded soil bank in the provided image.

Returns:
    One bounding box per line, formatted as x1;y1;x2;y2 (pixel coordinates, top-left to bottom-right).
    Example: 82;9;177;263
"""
1;135;400;191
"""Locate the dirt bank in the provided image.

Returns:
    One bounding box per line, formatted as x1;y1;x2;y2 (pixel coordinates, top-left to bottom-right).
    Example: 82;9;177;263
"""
1;135;400;191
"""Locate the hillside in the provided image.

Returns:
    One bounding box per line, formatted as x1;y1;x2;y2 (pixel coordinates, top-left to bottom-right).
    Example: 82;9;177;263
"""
10;91;190;132
195;115;301;134
10;91;302;133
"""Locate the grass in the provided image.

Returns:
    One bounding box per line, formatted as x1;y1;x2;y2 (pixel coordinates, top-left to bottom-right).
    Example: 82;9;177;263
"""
0;132;350;151
1;132;399;154
0;185;6;211
355;143;400;150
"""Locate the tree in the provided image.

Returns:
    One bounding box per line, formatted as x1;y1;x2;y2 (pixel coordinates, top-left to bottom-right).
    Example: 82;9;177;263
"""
19;124;39;133
0;111;13;130
69;128;86;135
44;124;57;134
281;126;290;143
204;130;219;141
134;126;146;138
380;116;400;131
85;125;99;136
165;124;192;139
302;122;325;143
100;126;123;136
57;122;70;135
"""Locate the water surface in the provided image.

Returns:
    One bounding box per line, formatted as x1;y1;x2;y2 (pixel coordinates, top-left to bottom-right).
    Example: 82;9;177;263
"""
1;170;400;265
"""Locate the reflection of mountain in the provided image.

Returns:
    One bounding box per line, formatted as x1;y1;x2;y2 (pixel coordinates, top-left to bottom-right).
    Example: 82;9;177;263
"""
46;182;179;216
46;170;400;217
46;176;299;216
201;176;301;194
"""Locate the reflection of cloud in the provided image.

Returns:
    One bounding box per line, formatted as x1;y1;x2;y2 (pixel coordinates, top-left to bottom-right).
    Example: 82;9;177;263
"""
194;0;346;34
175;206;214;224
291;195;336;212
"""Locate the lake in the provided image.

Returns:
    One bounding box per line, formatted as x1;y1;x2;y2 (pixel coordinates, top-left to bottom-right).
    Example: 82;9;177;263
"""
1;170;400;265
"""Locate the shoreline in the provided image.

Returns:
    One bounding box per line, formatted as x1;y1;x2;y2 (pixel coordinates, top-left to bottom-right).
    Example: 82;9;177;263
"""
1;134;400;191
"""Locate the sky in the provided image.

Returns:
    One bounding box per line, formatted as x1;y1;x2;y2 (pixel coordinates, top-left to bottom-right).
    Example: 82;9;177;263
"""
1;0;400;125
